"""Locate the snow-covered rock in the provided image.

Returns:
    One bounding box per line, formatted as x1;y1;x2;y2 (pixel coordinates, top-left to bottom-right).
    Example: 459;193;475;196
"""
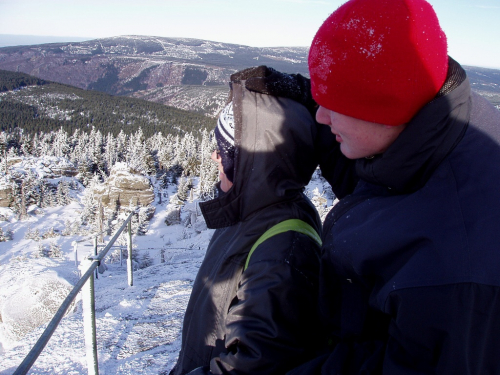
0;176;12;207
15;156;78;179
93;163;155;210
0;156;79;208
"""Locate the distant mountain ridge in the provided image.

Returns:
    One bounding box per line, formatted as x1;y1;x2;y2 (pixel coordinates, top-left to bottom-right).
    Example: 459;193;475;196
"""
463;66;500;107
0;35;498;116
0;36;308;116
0;34;91;48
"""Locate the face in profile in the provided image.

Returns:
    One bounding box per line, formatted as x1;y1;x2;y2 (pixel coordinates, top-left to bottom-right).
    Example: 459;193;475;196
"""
316;106;407;159
211;150;233;192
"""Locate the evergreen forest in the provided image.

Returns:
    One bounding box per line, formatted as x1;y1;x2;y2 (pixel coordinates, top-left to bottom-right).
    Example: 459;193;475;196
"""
0;70;215;138
0;123;221;241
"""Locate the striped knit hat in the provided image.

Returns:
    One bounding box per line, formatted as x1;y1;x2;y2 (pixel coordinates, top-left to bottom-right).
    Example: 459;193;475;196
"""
214;102;235;182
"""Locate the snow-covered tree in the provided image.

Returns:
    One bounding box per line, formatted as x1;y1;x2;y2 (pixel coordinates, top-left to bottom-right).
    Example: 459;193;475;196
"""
126;128;155;175
138;251;153;269
88;127;105;177
24;226;41;241
176;174;190;202
56;181;71;206
156;133;176;172
198;129;218;201
9;180;28;219
38;181;51;208
48;242;63;258
0;226;13;242
80;175;101;229
19;132;34;157
52;127;70;158
68;128;87;165
180;132;200;176
136;206;151;236
115;129;128;164
0;134;8;174
103;132;117;171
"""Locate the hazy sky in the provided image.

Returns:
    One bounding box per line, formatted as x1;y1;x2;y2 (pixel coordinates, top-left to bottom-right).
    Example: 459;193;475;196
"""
0;0;499;69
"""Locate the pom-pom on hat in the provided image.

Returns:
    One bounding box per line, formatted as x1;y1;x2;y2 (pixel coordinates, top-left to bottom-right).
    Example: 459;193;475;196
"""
308;0;448;126
214;102;236;182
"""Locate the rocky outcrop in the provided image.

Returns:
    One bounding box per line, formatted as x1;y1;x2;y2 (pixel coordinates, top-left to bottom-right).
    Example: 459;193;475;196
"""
0;157;79;208
0;183;11;207
93;163;155;210
14;156;78;178
36;158;78;178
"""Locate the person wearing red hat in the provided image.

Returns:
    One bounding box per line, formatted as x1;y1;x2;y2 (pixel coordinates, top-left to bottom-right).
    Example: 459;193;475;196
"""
237;0;500;373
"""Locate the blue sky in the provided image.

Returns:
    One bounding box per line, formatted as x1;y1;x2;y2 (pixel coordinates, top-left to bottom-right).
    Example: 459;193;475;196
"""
0;0;499;69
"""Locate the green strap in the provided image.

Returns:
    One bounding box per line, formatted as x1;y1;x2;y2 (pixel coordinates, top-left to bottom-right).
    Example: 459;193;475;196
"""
244;219;322;271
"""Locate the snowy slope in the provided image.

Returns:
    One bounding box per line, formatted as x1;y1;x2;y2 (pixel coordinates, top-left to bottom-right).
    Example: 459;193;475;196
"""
0;171;332;375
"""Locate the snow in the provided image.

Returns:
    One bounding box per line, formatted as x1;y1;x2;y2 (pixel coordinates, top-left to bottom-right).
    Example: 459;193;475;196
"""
0;193;212;374
0;166;333;375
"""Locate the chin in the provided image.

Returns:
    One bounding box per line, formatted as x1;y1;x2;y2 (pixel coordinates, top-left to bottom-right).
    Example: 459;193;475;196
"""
340;148;358;159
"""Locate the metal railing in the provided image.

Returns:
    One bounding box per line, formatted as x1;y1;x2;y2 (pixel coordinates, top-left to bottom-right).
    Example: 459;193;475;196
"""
13;212;135;375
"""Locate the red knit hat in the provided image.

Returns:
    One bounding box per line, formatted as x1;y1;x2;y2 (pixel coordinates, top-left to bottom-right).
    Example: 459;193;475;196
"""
309;0;448;126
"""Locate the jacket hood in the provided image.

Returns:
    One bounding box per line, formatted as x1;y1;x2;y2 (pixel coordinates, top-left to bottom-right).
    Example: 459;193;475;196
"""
200;82;319;229
356;58;471;194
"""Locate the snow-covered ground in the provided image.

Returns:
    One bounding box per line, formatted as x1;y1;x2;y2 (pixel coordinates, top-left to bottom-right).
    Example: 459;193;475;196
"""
0;171;332;375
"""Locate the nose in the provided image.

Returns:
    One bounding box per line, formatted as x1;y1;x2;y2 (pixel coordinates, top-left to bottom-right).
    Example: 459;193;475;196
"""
316;106;331;125
211;150;221;162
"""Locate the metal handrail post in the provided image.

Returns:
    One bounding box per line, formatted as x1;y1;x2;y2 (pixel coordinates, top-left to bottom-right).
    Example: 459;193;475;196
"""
127;220;133;286
93;237;98;279
73;241;78;267
82;258;99;375
13;212;134;375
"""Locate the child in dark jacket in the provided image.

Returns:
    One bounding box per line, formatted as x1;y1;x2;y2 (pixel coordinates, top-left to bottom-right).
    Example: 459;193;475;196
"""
170;77;326;375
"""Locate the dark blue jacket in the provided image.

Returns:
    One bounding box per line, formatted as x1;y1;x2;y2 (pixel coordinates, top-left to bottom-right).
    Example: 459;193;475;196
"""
291;59;500;374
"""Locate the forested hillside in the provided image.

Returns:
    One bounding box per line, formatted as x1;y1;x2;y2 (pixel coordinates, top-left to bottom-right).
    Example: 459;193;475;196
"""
0;70;216;137
0;70;49;92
